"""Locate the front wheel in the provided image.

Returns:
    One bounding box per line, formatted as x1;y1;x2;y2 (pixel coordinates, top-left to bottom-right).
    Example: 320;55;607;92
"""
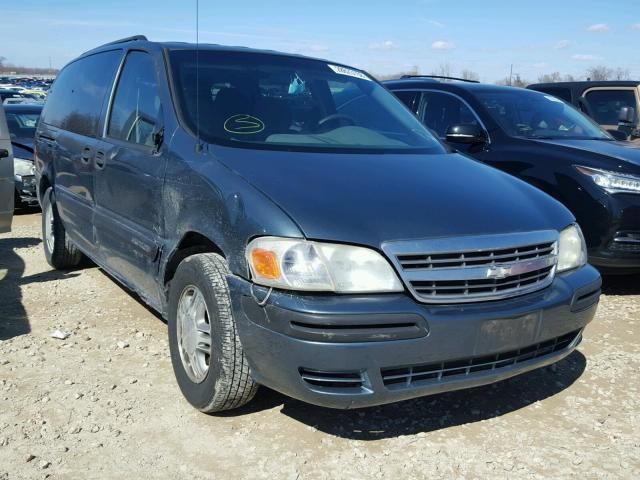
168;253;258;413
41;187;84;269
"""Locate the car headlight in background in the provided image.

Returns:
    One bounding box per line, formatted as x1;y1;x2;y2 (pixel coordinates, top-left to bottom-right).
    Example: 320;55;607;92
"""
14;158;35;177
575;165;640;194
557;224;587;272
246;237;404;293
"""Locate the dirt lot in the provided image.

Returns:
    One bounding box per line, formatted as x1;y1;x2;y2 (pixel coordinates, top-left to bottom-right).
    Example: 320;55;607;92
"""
0;211;639;480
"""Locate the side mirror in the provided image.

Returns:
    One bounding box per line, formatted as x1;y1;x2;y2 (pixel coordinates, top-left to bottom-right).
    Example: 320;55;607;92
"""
619;106;635;124
607;129;629;141
445;124;488;145
0;149;8;159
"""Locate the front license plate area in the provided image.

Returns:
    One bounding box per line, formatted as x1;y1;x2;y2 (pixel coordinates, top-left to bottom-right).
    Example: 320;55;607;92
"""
475;312;541;354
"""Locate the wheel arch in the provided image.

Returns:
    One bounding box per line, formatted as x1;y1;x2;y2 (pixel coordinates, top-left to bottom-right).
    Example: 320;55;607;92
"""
38;173;52;205
163;231;227;287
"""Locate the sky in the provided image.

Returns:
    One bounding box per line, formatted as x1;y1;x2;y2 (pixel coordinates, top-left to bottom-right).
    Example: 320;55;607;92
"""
1;0;639;82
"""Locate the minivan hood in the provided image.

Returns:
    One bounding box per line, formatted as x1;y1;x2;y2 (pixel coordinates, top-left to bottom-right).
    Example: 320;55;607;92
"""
214;147;573;247
533;138;640;171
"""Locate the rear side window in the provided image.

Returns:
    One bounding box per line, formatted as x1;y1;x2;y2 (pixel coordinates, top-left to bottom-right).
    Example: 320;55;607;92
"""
584;89;638;125
393;90;420;114
41;50;121;137
107;51;160;147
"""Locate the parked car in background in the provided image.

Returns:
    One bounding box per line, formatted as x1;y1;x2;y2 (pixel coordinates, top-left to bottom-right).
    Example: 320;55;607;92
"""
0;103;14;232
0;89;26;104
22;90;47;101
386;76;640;273
527;81;640;142
36;36;600;412
4;104;41;208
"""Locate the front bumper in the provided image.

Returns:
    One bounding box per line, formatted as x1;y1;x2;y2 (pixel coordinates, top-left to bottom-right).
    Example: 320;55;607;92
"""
229;265;601;409
586;192;640;270
14;174;38;205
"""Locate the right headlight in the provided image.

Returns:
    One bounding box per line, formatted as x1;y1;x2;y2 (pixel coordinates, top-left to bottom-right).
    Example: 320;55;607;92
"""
246;237;404;293
575;165;640;194
557;224;587;272
14;157;35;177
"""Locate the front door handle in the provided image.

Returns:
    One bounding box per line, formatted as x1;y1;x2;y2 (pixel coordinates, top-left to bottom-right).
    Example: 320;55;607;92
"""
80;147;92;164
95;150;106;169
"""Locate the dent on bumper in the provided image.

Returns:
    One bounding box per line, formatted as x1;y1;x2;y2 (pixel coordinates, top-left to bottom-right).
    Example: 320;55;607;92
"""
228;265;601;409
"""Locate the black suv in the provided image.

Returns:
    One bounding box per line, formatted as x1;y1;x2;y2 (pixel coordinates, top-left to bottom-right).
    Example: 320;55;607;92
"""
528;81;640;142
35;37;600;412
386;76;640;273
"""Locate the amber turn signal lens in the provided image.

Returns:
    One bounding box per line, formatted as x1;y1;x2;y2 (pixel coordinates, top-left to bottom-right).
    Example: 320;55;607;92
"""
251;249;281;280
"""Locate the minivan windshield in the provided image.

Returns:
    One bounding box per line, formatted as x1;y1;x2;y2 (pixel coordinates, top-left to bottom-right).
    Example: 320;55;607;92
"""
476;89;611;140
169;50;445;153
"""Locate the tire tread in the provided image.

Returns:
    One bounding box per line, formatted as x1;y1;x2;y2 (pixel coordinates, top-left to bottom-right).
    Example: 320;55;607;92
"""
42;188;84;269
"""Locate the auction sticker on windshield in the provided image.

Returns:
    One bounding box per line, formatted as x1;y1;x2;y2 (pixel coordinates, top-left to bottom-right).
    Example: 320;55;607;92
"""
328;64;371;81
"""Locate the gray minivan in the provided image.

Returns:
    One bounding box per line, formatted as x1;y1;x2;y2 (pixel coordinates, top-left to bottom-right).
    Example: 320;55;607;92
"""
35;36;601;412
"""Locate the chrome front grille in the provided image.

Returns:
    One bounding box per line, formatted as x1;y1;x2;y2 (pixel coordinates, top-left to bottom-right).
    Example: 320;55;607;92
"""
383;231;559;304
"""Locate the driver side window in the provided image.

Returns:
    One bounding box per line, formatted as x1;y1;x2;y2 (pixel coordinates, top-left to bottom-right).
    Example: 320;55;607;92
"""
108;51;161;147
419;91;479;138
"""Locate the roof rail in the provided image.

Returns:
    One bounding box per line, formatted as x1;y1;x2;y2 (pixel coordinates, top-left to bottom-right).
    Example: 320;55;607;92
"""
96;35;148;49
400;74;480;83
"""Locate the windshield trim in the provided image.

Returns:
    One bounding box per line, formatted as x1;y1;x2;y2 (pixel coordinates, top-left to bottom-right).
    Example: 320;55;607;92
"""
206;137;445;155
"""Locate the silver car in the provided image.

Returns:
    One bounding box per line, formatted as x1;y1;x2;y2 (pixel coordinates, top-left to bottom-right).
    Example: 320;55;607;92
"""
0;103;14;232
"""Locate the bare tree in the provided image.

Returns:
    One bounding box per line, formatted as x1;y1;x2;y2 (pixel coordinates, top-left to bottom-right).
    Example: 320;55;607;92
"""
496;74;528;87
537;72;563;83
586;65;613;81
537;72;580;83
613;68;631;80
431;62;453;79
374;66;419;81
0;56;5;68
461;69;480;81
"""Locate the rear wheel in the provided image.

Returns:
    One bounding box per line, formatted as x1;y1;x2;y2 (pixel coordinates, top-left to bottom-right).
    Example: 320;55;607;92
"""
41;187;84;269
168;253;258;413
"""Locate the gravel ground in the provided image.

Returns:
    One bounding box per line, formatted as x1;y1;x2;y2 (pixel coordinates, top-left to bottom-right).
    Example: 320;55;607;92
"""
0;211;639;480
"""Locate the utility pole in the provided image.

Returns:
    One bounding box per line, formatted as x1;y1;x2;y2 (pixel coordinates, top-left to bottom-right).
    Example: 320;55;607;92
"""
509;64;513;86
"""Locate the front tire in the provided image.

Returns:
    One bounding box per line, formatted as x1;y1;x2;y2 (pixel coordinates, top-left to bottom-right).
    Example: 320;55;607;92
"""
41;187;84;269
168;253;258;413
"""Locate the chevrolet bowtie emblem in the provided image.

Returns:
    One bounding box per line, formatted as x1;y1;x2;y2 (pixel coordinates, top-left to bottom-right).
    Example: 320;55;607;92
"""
486;265;512;279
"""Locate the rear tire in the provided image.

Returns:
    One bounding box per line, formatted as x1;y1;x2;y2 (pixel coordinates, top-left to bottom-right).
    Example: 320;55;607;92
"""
41;187;84;269
168;253;258;413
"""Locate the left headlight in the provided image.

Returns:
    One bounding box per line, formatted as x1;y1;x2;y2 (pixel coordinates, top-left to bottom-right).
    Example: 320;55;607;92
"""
246;237;404;293
14;158;35;177
575;165;640;194
557;224;587;272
